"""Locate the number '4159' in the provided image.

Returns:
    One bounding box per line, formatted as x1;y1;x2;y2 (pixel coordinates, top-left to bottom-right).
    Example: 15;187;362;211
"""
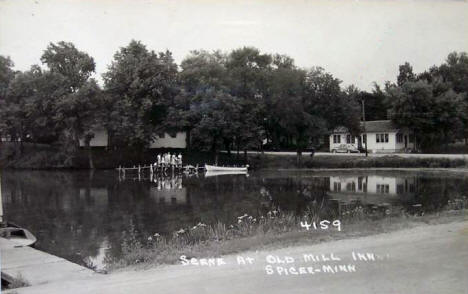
300;220;341;231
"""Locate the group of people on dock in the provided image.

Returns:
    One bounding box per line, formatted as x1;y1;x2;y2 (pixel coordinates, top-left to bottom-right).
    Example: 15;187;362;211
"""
154;152;183;169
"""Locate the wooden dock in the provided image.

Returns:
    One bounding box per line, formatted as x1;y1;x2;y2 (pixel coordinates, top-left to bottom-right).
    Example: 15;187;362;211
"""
0;238;95;287
116;164;204;178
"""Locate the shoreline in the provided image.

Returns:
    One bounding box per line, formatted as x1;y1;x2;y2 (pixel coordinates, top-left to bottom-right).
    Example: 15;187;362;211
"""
104;208;467;272
1;151;467;170
7;218;468;294
1;142;467;170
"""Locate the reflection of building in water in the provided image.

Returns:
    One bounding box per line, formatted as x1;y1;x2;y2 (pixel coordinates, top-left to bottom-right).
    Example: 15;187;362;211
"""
329;175;416;205
150;176;187;205
330;176;415;195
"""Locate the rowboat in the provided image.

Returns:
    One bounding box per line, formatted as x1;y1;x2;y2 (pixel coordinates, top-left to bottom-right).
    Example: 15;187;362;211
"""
0;222;37;247
204;164;249;172
205;170;248;177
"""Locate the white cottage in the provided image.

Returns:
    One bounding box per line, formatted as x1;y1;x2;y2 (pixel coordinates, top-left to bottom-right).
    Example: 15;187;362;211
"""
79;128;186;149
149;132;186;149
329;120;415;153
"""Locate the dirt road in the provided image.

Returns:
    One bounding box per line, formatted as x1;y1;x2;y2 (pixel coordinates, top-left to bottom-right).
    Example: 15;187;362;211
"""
7;221;468;294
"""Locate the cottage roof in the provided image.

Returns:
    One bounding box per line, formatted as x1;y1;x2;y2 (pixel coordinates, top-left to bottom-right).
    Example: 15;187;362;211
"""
332;126;349;134
332;120;400;134
360;120;399;133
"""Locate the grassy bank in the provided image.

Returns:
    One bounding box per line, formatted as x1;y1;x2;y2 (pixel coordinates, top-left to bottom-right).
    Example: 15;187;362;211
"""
105;197;467;272
1;142;466;170
248;154;467;170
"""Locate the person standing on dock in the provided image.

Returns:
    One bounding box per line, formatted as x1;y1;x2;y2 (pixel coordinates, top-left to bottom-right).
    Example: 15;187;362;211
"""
177;153;183;168
170;153;176;171
156;154;161;169
161;153;166;169
165;153;170;168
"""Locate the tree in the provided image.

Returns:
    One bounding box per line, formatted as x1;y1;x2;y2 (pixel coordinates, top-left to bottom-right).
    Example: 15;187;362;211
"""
303;67;360;135
397;62;416;86
268;65;325;164
1;68;37;145
54;79;104;167
1;43;101;164
36;42;102;165
0;56;16;140
225;47;272;98
388;80;466;150
437;52;468;94
172;50;228;150
399;52;468;145
225;47;271;154
190;90;241;160
41;42;95;92
103;40;178;148
0;56;15;99
358;83;389;121
2;66;65;146
177;48;268;157
433;52;468;143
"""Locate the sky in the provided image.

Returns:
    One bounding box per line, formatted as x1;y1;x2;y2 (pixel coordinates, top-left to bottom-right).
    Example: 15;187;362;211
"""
0;0;467;90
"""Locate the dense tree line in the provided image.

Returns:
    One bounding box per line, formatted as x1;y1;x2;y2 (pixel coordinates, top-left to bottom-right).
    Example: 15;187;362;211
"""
388;55;468;150
0;41;467;165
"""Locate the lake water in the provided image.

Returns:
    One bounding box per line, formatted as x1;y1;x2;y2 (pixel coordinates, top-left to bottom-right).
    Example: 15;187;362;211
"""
1;169;467;270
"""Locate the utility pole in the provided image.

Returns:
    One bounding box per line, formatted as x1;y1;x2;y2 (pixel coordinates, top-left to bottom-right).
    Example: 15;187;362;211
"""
362;99;368;157
0;170;3;223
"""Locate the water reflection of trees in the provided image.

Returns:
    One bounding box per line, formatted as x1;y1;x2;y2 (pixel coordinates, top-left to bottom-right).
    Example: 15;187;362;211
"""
2;171;467;270
1;171;106;267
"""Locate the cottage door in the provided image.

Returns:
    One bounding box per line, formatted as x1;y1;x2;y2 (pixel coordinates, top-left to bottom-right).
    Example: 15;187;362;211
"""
404;135;408;149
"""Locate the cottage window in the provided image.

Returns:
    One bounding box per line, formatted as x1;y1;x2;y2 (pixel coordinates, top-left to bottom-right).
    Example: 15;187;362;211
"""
333;182;341;192
346;135;350;144
158;133;165;138
377;184;389;194
333;135;341;144
376;133;389;143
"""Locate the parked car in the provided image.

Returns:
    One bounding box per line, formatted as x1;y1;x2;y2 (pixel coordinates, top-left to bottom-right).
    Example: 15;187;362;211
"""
261;142;280;151
331;144;360;153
